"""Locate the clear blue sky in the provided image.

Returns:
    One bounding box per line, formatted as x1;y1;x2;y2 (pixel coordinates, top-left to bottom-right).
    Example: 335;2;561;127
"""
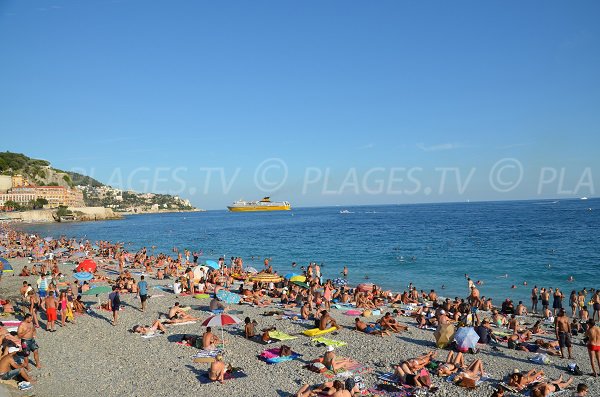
1;1;599;209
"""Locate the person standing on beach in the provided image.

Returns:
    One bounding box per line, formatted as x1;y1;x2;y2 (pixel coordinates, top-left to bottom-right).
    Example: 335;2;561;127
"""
342;266;348;278
531;286;539;313
138;275;148;312
553;288;563;316
42;291;57;332
541;288;550;313
17;314;41;368
108;286;121;326
555;309;572;359
592;291;600;321
585;319;600;377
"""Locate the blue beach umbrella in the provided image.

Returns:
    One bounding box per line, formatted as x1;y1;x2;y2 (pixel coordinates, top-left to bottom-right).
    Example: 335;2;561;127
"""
454;327;480;350
0;258;13;273
73;272;94;282
216;289;242;304
205;260;219;270
284;273;300;280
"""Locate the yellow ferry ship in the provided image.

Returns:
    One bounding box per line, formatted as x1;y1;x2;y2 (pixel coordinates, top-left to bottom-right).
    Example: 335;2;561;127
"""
227;197;291;212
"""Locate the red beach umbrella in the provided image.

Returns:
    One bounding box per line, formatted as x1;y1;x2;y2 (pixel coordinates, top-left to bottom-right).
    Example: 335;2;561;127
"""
201;313;242;351
76;259;97;273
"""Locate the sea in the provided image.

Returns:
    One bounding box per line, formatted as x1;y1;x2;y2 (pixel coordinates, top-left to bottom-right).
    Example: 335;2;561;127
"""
15;199;600;304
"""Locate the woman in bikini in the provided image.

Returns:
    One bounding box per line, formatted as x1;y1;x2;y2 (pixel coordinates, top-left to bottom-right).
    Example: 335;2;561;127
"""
508;369;544;390
436;351;465;376
531;375;573;397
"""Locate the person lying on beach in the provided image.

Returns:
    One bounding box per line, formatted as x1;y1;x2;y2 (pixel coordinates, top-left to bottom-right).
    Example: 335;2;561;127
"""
209;297;227;312
1;300;14;314
508;368;544;390
378;312;407;333
452;358;484;388
0;323;21;346
530;375;573;397
507;330;533;349
395;351;436;374
131;320;167;336
202;327;223;349
354;318;390;336
19;266;31;277
208;354;226;384
529;320;546;334
296;379;352;397
436;351;465;376
393;365;431;388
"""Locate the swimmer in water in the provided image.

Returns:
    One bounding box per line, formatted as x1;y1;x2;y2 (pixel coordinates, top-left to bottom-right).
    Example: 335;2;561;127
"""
476;280;483;285
567;276;574;282
441;285;446;289
523;281;528;286
511;285;517;289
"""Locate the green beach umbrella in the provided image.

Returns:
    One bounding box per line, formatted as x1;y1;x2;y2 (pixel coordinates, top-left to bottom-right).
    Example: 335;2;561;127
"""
82;286;113;295
291;280;309;289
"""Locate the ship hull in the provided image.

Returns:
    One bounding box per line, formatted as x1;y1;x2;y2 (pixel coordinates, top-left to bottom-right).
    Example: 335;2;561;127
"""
227;205;291;212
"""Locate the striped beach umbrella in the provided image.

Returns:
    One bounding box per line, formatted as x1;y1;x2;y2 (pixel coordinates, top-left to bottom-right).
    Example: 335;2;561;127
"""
289;275;306;282
201;313;242;350
250;272;282;283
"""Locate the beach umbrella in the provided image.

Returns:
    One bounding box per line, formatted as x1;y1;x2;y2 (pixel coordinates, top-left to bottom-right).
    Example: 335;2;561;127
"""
333;278;347;287
216;290;242;304
250;273;282;283
0;258;13;273
192;265;209;281
291;280;309;289
244;266;258;274
290;275;306;282
201;313;242;351
82;286;112;295
434;323;456;348
284;272;300;280
454;327;480;351
205;260;219;270
76;259;97;273
73;272;94;282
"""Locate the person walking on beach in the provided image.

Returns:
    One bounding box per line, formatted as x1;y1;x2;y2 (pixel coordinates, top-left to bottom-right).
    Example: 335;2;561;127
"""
531;286;539;313
138;275;148;312
108;286;121;326
585;319;600;377
555;309;572;359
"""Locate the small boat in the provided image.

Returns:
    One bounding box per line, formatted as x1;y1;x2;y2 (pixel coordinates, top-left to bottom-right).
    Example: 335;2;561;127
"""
339;210;353;214
580;197;588;200
227;197;291;212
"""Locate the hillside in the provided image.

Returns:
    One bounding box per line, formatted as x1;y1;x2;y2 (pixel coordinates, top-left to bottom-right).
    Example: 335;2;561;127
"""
0;151;196;211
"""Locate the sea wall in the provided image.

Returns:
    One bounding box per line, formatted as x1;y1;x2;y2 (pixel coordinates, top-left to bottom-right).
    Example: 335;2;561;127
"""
0;207;122;223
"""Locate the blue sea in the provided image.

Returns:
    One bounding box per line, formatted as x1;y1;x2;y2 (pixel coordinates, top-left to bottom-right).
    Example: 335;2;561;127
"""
16;199;600;303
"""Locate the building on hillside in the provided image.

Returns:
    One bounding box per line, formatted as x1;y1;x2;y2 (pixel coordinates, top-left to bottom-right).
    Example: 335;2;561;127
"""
0;176;12;193
0;185;85;208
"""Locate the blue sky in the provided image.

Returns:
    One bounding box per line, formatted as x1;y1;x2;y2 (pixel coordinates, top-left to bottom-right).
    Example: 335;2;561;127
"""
1;1;599;209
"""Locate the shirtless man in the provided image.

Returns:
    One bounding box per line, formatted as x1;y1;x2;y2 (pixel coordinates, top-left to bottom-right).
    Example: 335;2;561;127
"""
530;375;573;397
168;302;197;322
42;291;58;332
0;346;33;383
209;354;226;383
17;314;41;368
131;320;167;335
516;301;528;316
355;318;390;336
379;312;408;333
585;319;600;377
202;327;221;350
319;310;338;331
555;309;572;359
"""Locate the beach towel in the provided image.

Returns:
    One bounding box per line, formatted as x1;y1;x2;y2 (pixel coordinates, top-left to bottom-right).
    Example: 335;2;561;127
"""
198;370;247;384
268;330;297;341
323;360;372;379
344;310;362;316
260;348;301;364
377;372;400;384
141;333;160;339
193;294;211;299
303;327;337;337
191;349;223;359
311;337;347;348
165;321;197;326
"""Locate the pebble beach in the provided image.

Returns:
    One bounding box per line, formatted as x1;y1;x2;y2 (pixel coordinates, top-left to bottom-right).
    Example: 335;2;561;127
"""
0;252;598;397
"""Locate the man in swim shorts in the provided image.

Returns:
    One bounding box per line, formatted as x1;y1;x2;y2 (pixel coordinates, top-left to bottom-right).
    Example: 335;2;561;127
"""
42;291;58;332
530;375;573;397
17;314;41;368
554;309;572;359
585;319;600;377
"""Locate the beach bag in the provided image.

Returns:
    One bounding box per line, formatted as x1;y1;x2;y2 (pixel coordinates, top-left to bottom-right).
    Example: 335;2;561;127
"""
362;309;372;317
568;363;583;376
280;345;292;357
